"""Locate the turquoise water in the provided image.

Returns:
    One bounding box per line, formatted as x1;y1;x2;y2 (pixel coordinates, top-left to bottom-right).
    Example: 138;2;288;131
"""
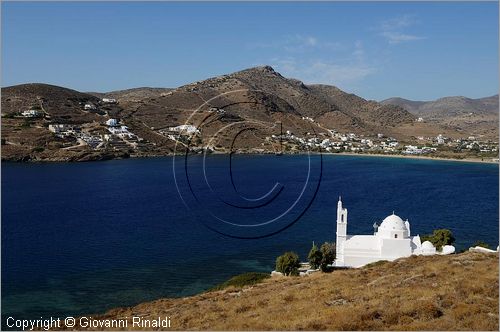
2;155;498;324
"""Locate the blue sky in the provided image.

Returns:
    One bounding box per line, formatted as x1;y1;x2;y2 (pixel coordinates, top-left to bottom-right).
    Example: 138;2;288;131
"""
2;1;498;101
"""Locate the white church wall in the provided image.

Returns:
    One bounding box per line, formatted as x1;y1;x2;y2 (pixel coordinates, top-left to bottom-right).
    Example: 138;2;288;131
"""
344;255;382;268
380;238;413;257
343;252;413;268
469;246;497;253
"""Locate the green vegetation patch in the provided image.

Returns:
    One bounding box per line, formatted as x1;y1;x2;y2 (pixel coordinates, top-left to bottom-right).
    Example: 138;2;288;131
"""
421;229;455;251
363;260;390;269
276;251;301;276
472;240;491;249
210;272;270;291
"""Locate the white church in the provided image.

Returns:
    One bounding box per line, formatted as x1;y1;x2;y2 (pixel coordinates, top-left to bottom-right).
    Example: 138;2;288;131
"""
335;197;449;267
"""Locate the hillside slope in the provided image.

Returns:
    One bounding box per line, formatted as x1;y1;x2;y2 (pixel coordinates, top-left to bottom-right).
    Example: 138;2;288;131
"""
1;83;103;122
73;251;498;330
132;66;417;135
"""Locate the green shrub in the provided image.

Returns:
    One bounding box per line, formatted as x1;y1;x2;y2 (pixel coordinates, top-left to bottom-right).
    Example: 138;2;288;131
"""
364;260;389;269
276;251;300;276
421;229;455;251
210;272;270;291
472;240;490;249
320;242;336;272
308;242;322;269
32;146;45;153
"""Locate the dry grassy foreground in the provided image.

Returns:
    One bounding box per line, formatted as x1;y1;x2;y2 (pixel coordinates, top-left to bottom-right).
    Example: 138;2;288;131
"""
75;251;498;330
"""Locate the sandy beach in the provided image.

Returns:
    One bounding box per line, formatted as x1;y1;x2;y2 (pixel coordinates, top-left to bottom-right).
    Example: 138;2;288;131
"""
329;152;499;164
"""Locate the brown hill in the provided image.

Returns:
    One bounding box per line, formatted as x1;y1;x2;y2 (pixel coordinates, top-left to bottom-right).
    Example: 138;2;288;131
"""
1;83;103;123
152;66;417;131
62;251;498;330
126;65;428;150
308;84;415;132
89;87;173;103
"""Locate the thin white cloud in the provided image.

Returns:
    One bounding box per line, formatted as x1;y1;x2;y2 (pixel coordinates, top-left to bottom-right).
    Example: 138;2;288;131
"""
352;40;365;61
380;15;416;31
381;31;426;44
247;34;342;53
271;57;376;88
377;15;426;44
254;36;376;89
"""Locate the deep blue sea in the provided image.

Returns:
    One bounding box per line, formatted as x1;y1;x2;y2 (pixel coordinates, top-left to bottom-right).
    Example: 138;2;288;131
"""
2;154;499;323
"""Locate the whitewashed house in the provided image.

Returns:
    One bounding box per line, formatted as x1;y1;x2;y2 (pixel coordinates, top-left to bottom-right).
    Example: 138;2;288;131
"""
437;134;445;145
21;110;41;117
106;118;118;127
84;103;97;110
168;125;199;134
102;98;117;104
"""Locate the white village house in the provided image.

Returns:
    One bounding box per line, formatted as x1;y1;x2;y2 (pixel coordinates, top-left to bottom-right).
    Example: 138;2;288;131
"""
21;109;41;117
168;124;199;134
335;197;451;268
106;118;118;127
102;98;117;104
84;103;97;110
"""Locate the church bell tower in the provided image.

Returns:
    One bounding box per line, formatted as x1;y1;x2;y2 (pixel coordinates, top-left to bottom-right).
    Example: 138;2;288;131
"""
336;197;348;265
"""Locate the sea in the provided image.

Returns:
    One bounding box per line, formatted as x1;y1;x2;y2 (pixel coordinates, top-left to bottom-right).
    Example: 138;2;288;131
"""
2;154;499;324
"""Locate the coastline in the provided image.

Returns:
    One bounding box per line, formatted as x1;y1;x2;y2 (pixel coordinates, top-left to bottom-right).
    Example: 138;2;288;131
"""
330;152;499;164
2;150;498;165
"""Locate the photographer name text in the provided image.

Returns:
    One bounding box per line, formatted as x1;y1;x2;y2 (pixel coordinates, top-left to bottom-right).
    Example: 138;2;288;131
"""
6;316;171;330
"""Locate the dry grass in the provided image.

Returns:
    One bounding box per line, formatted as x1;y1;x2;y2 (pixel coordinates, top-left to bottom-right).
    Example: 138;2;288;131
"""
70;252;498;330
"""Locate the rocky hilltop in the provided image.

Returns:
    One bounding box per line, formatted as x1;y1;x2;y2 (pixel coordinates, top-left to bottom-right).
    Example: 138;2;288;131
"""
1;66;496;162
61;251;498;330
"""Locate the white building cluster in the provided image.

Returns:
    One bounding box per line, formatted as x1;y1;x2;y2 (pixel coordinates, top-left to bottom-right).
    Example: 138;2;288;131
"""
49;124;103;148
403;145;437;155
106;126;135;139
49;124;80;137
47;118;142;150
267;130;402;153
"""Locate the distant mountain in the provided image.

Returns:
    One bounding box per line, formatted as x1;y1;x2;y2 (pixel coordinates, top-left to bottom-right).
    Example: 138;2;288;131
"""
381;95;499;116
381;95;498;137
